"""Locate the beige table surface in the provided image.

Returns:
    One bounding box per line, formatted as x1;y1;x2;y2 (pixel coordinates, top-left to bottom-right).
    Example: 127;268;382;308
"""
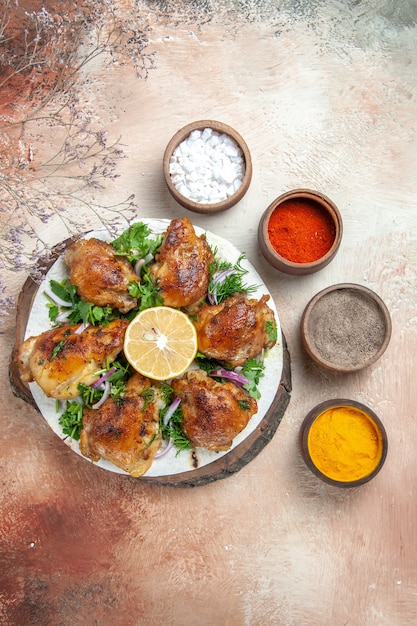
1;1;416;624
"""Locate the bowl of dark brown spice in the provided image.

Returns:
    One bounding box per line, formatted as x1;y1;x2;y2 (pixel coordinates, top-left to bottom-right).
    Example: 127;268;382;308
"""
300;283;392;372
258;189;343;275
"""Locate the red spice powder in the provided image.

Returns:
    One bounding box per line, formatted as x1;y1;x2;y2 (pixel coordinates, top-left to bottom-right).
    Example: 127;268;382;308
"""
267;198;336;263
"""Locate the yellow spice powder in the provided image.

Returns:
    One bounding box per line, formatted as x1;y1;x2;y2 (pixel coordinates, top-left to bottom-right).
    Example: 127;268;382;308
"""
307;405;383;482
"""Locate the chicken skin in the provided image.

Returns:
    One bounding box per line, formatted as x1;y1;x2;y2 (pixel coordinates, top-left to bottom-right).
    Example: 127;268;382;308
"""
65;237;138;313
149;217;214;311
80;373;163;477
16;319;128;399
193;292;277;367
172;370;257;452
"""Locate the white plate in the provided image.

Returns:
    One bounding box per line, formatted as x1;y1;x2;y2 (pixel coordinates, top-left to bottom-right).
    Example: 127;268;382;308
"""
25;218;284;478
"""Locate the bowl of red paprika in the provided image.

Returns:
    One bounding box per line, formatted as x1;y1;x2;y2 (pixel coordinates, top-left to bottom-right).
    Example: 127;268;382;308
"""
258;189;343;275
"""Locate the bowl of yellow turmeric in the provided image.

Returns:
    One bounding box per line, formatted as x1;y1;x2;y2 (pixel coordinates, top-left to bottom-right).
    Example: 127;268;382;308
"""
300;400;388;487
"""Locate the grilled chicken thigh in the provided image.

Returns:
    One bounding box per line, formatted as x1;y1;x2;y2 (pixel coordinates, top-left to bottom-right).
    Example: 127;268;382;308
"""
172;370;257;452
65;237;138;313
149;217;214;311
80;373;163;477
16;319;128;399
193;292;277;367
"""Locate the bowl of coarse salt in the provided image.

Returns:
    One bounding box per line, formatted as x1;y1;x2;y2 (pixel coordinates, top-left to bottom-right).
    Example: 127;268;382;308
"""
163;120;252;214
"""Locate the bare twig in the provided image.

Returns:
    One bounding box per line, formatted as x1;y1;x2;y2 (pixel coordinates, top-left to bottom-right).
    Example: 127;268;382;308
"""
0;0;155;327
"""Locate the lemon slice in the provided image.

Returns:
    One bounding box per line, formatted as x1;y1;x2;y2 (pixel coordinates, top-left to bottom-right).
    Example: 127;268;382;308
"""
123;306;198;381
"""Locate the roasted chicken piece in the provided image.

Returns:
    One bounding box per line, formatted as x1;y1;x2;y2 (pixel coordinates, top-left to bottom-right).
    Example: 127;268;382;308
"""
172;370;257;452
193;292;277;367
80;373;163;477
148;217;214;311
16;319;128;400
65;237;138;313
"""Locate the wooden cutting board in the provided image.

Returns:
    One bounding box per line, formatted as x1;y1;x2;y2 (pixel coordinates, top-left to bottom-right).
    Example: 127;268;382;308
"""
9;236;292;487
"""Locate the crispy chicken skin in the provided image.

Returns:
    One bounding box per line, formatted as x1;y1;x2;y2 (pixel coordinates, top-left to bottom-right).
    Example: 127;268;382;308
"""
65;237;138;313
193;292;277;367
172;370;257;452
80;373;163;477
149;217;214;311
16;319;129;399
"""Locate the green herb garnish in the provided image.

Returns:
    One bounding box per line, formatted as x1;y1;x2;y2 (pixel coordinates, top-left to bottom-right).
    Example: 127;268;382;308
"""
194;352;231;374
128;268;162;311
78;361;129;408
208;252;259;304
140;387;155;410
266;320;278;343
241;358;265;400
46;278;114;326
159;392;192;454
77;383;103;408
110;222;162;263
58;401;83;440
51;340;66;360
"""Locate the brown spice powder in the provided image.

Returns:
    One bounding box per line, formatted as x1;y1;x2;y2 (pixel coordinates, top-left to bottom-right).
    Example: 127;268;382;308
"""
308;288;387;368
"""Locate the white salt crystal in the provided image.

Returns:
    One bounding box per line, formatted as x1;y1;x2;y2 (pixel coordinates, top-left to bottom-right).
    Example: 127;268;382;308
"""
224;144;240;158
189;129;201;141
169;127;246;203
201;127;212;141
219;163;236;184
233;178;243;192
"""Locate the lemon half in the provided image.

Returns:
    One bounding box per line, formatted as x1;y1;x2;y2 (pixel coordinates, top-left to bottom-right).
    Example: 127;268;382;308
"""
123;306;198;381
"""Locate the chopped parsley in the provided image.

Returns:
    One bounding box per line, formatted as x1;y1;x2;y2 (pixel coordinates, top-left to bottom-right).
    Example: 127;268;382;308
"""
128;268;163;311
77;383;103;408
58;361;130;439
194;352;232;374
110;221;162;263
266;320;278;343
51;339;67;360
79;361;129;407
241;358;265;400
46;278;114;326
59;401;83;440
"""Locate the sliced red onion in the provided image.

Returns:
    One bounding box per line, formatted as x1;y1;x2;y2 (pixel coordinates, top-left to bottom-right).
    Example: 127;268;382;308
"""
91;366;117;388
209;368;250;386
163;396;181;426
213;268;236;284
92;380;110;409
44;289;72;308
134;259;145;275
144;252;154;264
56;311;71;323
208;269;237;304
154;439;174;459
74;321;91;334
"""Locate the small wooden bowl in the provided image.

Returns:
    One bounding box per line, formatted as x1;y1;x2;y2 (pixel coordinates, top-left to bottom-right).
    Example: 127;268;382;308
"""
258;189;343;275
163;120;252;214
299;399;388;487
301;283;392;372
